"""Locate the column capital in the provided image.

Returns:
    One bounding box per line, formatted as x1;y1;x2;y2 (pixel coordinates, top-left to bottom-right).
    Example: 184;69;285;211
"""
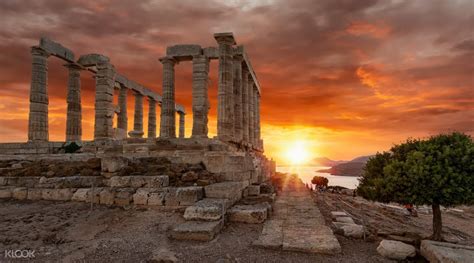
31;46;50;58
214;32;236;45
159;56;177;65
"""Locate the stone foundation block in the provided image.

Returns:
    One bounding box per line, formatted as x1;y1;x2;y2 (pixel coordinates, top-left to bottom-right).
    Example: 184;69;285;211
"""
228;204;268;224
42;188;74;201
176;186;204;206
72;188;101;203
100;188;115;205
170;220;224;241
377;240;416;260
27;188;43;200
133;188;150;205
12;187;28;200
0;187;13;198
246;185;260;196
183;198;227;221
114;189;134;206
148;191;166;206
101;156;128;173
204;182;243;202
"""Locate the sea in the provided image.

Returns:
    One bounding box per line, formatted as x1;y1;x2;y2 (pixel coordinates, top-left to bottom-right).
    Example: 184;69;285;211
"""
276;165;360;189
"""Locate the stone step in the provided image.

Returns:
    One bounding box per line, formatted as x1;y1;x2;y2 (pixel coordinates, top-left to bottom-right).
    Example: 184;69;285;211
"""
106;175;169;188
183;198;230;221
204;181;245;204
0;176;105;188
170;220;224;241
228;203;270;224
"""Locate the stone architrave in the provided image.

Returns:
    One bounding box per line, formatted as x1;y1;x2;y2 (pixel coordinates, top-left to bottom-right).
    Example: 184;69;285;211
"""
241;69;250;143
28;47;50;142
178;112;185;138
117;84;128;132
191;55;210;138
148;97;157;138
214;33;236;142
159;56;177;138
233;54;243;142
129;92;144;138
248;79;255;146
94;62;116;140
65;63;82;142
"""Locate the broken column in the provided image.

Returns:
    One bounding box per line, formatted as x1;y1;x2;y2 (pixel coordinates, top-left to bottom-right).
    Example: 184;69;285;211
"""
233;53;243;142
117;84;128;134
128;92;144;138
191;55;210;138
94;62;116;141
242;69;250;144
148;97;156;138
159;56;176;138
28;47;50;142
215;33;236;142
178;111;185;138
65;63;82;142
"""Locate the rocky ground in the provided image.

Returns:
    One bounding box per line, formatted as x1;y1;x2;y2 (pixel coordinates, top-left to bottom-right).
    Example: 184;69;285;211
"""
1;187;472;262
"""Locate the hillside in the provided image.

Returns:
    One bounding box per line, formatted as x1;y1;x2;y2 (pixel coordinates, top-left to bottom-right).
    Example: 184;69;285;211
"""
312;157;346;167
317;155;374;176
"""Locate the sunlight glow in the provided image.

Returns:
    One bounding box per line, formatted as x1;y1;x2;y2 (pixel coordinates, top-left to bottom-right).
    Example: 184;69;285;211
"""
285;140;312;165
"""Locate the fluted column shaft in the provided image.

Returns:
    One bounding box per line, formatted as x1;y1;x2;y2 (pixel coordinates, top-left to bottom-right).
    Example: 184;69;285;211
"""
256;93;261;149
28;47;50;142
65;63;82;142
159;57;176;138
117;84;128;132
241;69;250;143
148;97;156;138
94;62;116;140
191;55;210;138
178;112;185;138
215;36;235;141
233;56;243;142
129;92;144;138
248;80;255;146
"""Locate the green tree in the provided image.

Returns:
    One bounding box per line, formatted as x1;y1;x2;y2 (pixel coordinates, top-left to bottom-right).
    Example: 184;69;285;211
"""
312;176;329;188
357;132;474;240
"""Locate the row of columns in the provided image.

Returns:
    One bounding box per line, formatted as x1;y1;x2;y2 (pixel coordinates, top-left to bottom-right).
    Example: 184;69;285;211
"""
27;47;185;143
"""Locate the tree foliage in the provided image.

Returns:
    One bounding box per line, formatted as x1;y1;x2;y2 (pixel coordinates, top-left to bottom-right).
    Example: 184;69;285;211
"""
312;176;329;188
357;132;474;240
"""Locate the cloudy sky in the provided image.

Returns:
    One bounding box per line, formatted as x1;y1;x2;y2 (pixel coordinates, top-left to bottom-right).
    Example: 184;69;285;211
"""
0;0;472;162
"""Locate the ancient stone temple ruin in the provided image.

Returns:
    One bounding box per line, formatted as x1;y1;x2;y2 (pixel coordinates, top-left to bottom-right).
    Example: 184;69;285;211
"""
0;32;276;241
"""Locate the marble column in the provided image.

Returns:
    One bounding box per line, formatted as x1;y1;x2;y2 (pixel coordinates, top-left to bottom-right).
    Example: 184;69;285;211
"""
241;69;250;143
178;111;185;138
148;97;156;138
28;47;50;142
94;62;116;140
159;56;176;138
117;84;128;133
233;55;243;142
256;93;261;149
214;33;236;141
65;63;82;142
191;55;210;138
248;79;255;146
128;92;144;138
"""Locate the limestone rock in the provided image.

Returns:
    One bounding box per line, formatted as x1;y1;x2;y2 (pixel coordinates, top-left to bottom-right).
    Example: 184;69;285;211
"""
170;220;223;241
246;185;260;196
253;219;283;249
335;216;354;224
331;211;348;218
377;239;416;260
12;187;28;200
176;186;204;206
101;157;128;173
421;240;474;263
148;191;166;206
27;188;43;200
150;248;178;263
42;188;74;201
204;182;243;203
100;188;115;205
332;222;364;239
114;189;134;206
183;198;227;221
228;204;267;224
181;171;198;182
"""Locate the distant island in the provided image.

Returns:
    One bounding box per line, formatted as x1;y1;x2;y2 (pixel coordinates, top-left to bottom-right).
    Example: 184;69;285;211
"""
316;155;373;177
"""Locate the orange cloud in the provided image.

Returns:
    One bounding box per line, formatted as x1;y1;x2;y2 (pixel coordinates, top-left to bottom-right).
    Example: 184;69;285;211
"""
346;21;391;39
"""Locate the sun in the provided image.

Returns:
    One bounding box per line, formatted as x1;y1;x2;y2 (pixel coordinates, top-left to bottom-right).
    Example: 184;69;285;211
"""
285;140;311;165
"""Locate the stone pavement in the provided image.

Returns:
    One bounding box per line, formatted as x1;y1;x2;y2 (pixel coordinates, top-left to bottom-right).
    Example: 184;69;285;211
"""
254;176;341;254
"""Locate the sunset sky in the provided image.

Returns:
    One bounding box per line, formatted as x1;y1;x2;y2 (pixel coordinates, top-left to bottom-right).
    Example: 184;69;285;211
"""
0;0;472;163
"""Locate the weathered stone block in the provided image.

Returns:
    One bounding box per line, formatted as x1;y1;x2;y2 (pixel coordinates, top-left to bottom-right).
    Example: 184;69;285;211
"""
27;188;43;200
100;188;115;205
420;240;474;263
166;44;202;59
12;187;28;200
377;240;416;260
183;198;227;221
204;182;243;202
170;220;223;241
335;217;354;224
114;189;134;206
246;185;260;196
72;188;101;203
176;186;204;206
108;176;131;187
148;191;165;206
101;157;128;173
0;187;12;198
228;204;268;224
42;189;74;201
331;211;348;219
133;188;149;205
